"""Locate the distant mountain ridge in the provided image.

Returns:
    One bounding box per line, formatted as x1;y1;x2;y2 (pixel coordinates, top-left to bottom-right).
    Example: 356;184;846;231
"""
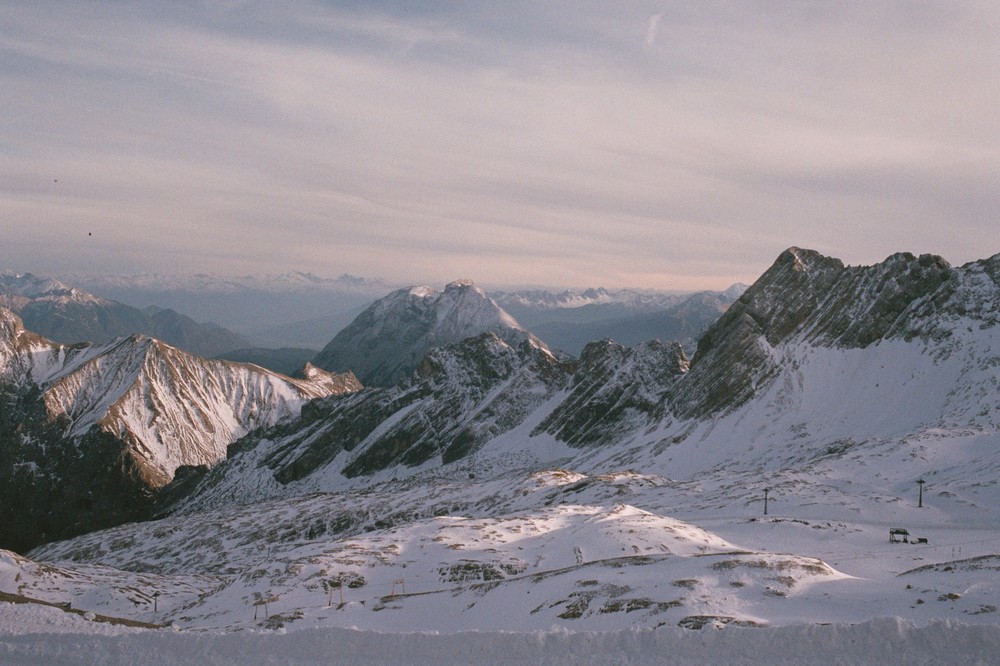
65;271;394;349
493;285;747;355
66;271;390;294
0;273;251;357
492;286;684;310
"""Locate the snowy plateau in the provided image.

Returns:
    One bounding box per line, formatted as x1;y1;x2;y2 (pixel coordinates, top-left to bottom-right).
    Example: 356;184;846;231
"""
2;247;1000;664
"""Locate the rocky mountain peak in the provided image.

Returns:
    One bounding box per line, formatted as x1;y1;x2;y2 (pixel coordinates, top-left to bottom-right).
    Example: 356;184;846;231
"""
672;247;960;419
444;278;476;292
534;338;687;447
313;280;547;387
293;362;363;394
0;313;363;551
779;246;844;274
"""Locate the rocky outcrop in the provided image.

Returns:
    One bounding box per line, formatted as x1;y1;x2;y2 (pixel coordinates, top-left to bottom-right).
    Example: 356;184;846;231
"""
670;248;964;419
282;332;566;480
534;339;688;446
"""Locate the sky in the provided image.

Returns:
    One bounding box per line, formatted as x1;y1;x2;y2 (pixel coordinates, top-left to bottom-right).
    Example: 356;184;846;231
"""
1;1;998;291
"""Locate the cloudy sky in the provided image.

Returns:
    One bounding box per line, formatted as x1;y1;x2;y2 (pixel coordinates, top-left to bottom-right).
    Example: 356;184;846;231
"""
2;2;998;290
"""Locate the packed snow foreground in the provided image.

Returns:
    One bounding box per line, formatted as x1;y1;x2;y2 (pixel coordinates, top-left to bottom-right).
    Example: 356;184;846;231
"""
3;486;1000;664
4;248;1000;663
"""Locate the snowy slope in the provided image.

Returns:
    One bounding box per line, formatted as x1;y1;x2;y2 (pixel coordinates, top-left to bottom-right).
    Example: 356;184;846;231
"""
1;611;998;666
43;337;358;486
23;497;848;633
20;466;1000;633
163;333;569;513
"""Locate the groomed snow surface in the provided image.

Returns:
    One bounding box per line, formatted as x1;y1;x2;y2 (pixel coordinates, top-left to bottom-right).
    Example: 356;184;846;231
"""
5;496;1000;664
2;604;999;666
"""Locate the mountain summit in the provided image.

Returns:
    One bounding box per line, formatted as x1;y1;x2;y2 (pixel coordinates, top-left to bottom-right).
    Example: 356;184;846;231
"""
312;280;549;386
0;307;360;551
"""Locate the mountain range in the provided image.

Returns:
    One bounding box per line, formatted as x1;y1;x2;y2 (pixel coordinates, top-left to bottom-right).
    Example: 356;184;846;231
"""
156;247;1000;511
64;271;392;350
63;271;745;358
492;285;746;355
0;273;251;357
3;247;1000;640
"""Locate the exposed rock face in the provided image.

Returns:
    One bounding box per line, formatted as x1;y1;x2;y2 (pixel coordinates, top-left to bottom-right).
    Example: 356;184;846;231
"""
0;308;360;551
534;339;688;447
296;333;564;475
312;280;548;387
670;248;968;419
0;383;154;554
164;333;571;512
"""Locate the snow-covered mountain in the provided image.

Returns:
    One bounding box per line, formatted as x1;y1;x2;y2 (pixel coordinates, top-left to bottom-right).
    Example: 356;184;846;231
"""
6;246;1000;650
157;247;1000;512
312;280;550;387
165;332;567;513
0;273;251;357
668;248;992;418
0;308;360;551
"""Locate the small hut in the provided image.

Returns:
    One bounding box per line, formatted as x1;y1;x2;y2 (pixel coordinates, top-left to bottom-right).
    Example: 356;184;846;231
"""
889;527;909;543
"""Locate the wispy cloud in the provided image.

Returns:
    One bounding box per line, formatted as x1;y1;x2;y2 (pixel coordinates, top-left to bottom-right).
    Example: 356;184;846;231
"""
2;1;999;288
645;12;662;47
